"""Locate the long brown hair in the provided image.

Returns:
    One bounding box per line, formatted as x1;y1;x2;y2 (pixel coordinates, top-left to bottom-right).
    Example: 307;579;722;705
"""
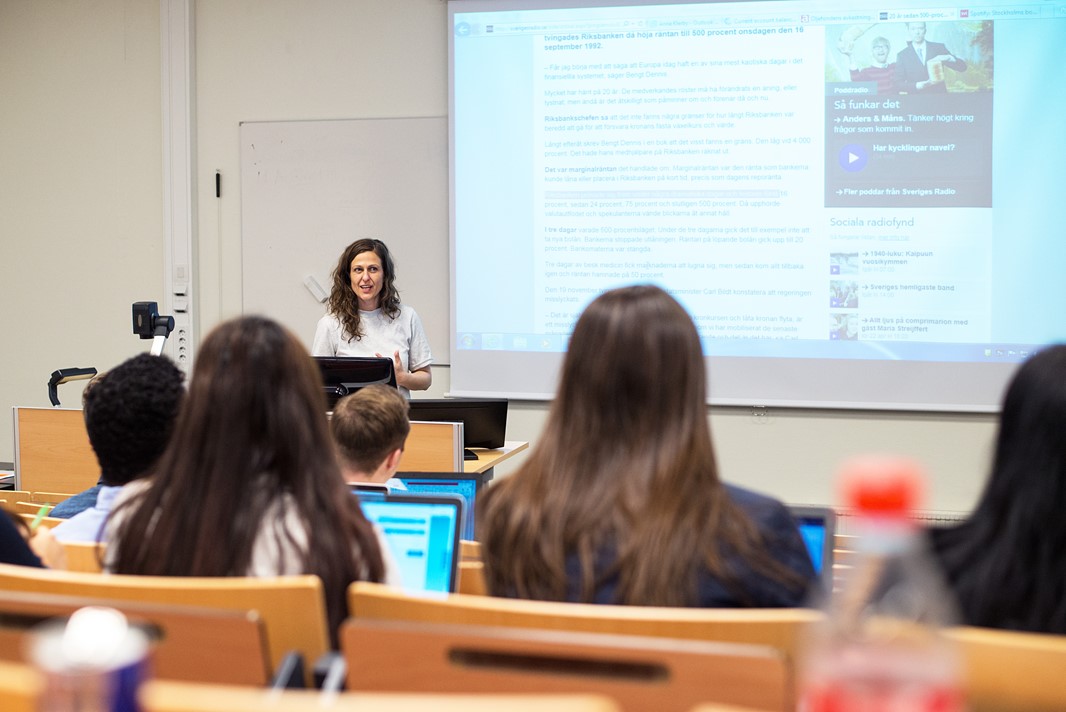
108;316;385;636
479;285;803;606
326;238;401;341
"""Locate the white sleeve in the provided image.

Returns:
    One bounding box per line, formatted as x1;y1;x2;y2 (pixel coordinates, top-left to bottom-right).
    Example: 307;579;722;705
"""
311;315;338;356
406;308;433;371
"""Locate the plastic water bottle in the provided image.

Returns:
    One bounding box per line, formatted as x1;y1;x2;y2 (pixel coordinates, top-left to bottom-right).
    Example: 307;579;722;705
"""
799;456;965;712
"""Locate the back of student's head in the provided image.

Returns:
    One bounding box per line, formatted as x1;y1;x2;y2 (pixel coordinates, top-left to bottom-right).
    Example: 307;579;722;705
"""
990;344;1066;499
552;283;712;464
481;285;766;605
109;315;384;634
936;344;1066;633
330;385;410;475
970;343;1066;537
83;353;185;486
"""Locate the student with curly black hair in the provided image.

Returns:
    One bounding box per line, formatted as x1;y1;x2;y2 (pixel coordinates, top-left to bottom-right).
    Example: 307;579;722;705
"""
51;353;185;543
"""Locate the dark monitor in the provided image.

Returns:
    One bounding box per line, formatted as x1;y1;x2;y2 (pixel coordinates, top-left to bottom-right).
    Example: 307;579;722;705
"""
407;398;508;450
314;356;396;409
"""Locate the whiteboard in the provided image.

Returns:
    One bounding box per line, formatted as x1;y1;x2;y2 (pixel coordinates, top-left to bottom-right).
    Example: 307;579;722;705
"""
240;118;449;362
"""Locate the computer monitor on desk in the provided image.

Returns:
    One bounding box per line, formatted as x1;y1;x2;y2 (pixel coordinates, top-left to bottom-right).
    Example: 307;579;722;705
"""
407;398;508;460
393;472;489;540
314;357;396;409
787;505;837;578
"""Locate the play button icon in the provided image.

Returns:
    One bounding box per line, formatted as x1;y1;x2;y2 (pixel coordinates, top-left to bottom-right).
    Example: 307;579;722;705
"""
839;144;868;172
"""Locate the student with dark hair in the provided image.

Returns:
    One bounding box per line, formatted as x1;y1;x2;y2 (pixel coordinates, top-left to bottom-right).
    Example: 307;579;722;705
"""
105;315;394;641
931;345;1066;634
312;238;433;396
1;510;64;568
330;384;411;489
1;511;44;567
51;354;185;541
479;285;815;607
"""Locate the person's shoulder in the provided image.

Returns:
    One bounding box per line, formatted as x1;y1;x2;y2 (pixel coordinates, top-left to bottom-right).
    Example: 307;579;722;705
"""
723;481;784;510
49;485;104;518
112;479;153;510
317;312;342;329
723;482;795;527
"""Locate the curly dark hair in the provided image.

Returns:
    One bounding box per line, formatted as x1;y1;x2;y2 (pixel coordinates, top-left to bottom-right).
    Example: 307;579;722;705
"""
84;353;185;486
326;239;401;341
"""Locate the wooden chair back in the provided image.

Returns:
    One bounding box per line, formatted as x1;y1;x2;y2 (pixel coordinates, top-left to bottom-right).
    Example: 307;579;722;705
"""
0;490;32;505
348;582;820;660
12;501;52;517
16;513;64;530
0;662;621;712
31;491;76;505
947;625;1066;711
457;560;487;596
0;590;270;685
143;679;621;712
57;541;106;573
13;407;97;493
831;533;858;593
341;618;790;711
459;539;481;561
0;563;329;679
0;660;37;712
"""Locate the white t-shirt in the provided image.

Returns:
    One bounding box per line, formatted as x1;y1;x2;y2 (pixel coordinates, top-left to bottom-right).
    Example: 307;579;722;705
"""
312;306;433;397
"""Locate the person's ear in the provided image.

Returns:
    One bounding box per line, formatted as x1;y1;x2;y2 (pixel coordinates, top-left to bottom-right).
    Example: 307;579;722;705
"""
384;447;403;474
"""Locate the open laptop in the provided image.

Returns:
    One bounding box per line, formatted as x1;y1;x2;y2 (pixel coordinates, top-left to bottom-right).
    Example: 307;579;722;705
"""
787;505;837;578
393;472;485;541
354;492;463;593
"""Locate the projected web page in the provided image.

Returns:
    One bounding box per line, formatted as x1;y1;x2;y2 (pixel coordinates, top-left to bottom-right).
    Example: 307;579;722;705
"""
450;0;1066;408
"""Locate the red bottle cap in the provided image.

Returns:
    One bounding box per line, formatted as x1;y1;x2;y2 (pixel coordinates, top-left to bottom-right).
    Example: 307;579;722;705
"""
839;455;925;516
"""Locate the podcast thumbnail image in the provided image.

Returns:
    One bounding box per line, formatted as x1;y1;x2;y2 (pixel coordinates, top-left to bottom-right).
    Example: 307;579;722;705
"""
830;252;860;275
830;312;859;341
830;280;859;308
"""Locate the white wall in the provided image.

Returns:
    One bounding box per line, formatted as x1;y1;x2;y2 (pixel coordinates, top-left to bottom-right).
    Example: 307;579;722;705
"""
2;0;997;512
0;0;164;463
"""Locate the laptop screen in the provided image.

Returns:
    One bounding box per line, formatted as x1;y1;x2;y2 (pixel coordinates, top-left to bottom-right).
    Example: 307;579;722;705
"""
395;473;480;541
787;505;836;576
356;493;463;593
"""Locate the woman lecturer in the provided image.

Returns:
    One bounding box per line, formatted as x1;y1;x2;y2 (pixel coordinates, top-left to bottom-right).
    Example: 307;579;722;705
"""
312;239;432;396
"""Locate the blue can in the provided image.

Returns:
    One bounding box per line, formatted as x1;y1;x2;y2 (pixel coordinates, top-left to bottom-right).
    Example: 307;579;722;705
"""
28;607;150;712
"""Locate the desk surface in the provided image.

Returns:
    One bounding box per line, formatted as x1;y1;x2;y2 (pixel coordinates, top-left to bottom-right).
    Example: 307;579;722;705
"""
464;441;528;475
